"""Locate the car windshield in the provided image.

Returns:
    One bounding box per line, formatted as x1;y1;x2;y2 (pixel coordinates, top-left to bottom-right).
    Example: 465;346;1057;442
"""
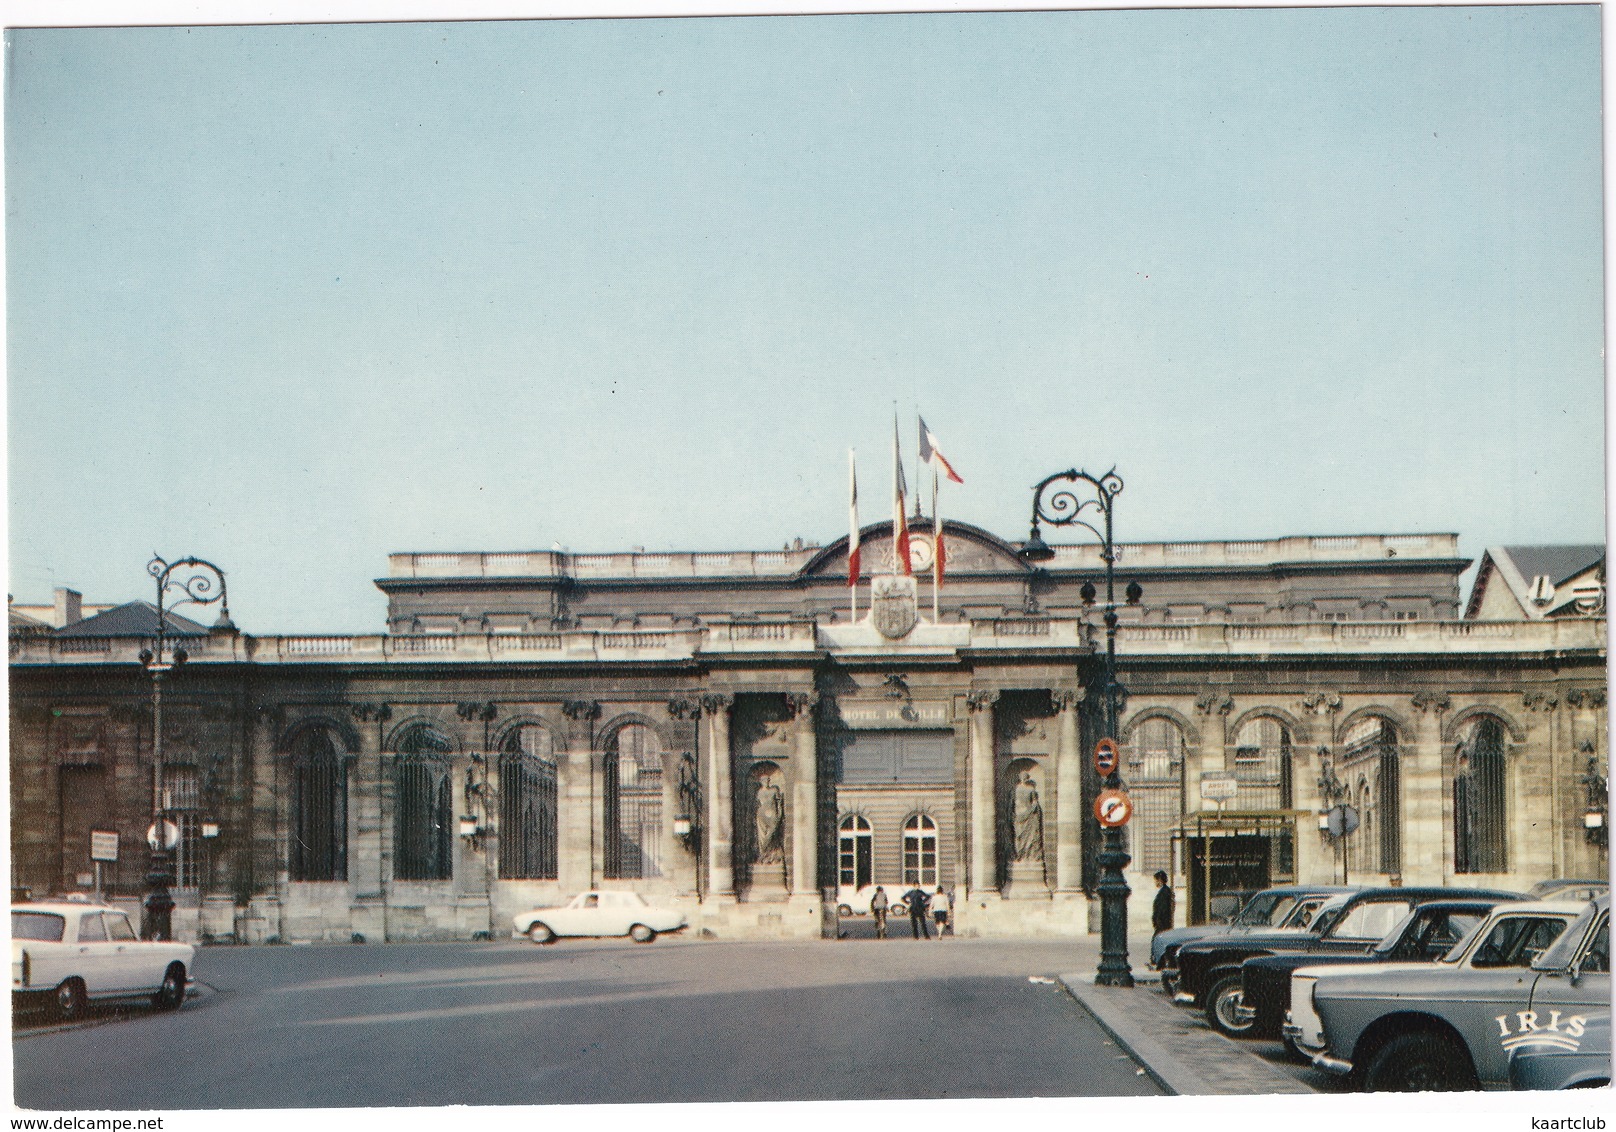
1533;903;1608;971
11;911;65;942
1278;899;1322;929
1328;900;1411;941
1235;893;1281;925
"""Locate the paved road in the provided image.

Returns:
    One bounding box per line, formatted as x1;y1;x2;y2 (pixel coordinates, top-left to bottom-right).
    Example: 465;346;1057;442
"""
13;936;1163;1109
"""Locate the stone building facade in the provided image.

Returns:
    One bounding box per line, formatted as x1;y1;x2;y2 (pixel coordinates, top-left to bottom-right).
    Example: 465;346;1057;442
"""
8;525;1608;942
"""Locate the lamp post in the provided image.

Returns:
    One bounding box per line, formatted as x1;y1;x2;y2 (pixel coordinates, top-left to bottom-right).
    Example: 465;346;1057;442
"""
1581;753;1608;851
1019;467;1141;987
137;555;231;941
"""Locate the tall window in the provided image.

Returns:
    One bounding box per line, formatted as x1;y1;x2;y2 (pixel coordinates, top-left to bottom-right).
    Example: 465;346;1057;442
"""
1232;716;1295;875
163;765;204;890
393;724;453;881
1455;716;1508;873
289;727;347;882
1341;715;1401;875
1127;717;1186;873
902;814;938;886
499;725;558;880
605;723;663;879
838;814;873;890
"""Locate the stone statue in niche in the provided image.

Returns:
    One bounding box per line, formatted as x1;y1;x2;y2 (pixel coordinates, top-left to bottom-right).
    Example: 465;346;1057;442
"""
1011;771;1045;862
754;776;785;864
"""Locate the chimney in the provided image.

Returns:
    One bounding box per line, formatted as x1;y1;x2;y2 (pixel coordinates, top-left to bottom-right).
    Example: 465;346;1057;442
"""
53;588;83;628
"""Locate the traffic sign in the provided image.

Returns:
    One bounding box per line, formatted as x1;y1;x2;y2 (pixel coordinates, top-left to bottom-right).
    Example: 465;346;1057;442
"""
1094;789;1133;828
1094;737;1119;777
1326;804;1360;839
1200;773;1238;802
146;820;180;852
90;830;119;862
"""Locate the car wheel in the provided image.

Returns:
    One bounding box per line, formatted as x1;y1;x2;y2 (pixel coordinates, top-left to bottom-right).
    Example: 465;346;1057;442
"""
54;979;86;1022
1280;1034;1306;1062
836;904;853;918
527;922;556;945
893;901;907;917
153;963;186;1012
1363;1031;1476;1092
629;923;656;943
1205;975;1255;1038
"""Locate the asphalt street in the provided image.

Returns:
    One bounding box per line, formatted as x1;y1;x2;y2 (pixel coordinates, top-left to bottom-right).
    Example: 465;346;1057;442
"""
12;935;1164;1110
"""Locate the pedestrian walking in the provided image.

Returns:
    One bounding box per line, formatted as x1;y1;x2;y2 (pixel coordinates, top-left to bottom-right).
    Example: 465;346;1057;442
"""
905;887;931;938
1151;870;1175;936
932;886;950;938
870;885;889;939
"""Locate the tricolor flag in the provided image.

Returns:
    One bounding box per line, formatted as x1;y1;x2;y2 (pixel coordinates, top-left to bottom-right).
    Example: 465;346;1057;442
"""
893;413;912;575
918;417;964;484
848;450;862;615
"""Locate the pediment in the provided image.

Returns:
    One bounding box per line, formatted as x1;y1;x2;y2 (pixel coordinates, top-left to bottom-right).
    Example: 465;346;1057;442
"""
802;521;1030;578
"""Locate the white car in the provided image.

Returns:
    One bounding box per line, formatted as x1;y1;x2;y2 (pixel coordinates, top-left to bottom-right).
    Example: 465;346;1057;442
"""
11;899;195;1021
512;891;688;944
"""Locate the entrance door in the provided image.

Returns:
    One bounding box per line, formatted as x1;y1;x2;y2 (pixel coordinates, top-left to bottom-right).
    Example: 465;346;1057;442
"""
59;766;109;894
1187;835;1272;925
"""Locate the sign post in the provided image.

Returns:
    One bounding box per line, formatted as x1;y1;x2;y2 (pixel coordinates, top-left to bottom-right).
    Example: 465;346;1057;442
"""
89;830;119;903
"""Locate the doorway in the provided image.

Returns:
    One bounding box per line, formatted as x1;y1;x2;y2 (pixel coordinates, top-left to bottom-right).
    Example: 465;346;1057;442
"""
1186;834;1272;924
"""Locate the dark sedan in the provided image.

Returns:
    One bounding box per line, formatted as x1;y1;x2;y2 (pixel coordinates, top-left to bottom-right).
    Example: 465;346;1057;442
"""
1172;886;1521;1035
1235;898;1507;1041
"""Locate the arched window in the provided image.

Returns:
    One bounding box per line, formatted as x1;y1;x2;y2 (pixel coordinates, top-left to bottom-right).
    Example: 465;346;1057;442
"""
498;725;558;880
1126;716;1186;873
289;727;347;882
1232;716;1295;875
164;764;204;890
605;722;663;879
838;815;872;890
902;814;938;886
1455;716;1508;873
393;724;453;881
1341;715;1401;875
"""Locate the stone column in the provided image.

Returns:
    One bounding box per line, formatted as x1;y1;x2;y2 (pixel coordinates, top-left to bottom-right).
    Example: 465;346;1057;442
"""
966;690;1000;895
558;700;599;893
787;692;820;896
1405;692;1450;886
1053;689;1084;893
702;693;736;898
1294;694;1339;886
1518;691;1560;884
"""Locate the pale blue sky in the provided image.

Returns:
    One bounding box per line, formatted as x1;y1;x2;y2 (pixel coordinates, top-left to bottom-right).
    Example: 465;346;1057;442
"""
6;6;1605;632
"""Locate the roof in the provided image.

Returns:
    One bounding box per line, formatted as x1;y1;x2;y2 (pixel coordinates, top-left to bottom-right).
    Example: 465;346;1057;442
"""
53;601;211;638
1466;544;1605;619
8;607;52;635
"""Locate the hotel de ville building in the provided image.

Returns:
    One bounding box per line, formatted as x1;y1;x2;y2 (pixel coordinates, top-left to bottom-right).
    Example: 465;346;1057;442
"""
8;520;1609;943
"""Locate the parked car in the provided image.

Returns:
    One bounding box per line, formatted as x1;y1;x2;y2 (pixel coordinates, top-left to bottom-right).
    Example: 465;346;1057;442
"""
11;898;194;1021
1150;885;1358;970
1524;879;1609;903
1172;886;1520;1034
1236;898;1506;1041
1291;894;1605;1091
1509;1012;1610;1090
512;890;687;944
835;885;914;918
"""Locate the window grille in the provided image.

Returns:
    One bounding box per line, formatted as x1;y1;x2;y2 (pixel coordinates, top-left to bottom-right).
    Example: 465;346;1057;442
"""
902;814;938;886
605;723;663;879
499;725;558;880
289;728;347;882
393;725;453;881
1455;717;1507;873
163;765;204;890
1126;717;1185;872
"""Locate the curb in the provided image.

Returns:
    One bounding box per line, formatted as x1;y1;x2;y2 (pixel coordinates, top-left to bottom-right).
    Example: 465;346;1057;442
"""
1059;972;1317;1096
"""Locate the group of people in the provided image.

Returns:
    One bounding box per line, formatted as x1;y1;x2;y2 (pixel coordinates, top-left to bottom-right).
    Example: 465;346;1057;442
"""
868;885;953;939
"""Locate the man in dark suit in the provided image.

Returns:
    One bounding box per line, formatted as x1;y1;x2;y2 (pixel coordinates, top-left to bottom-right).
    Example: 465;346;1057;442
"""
904;887;931;939
1151;871;1174;936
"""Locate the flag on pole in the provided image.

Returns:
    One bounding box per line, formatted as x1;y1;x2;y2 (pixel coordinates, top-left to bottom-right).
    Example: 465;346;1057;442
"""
848;450;861;616
931;463;943;621
918;417;964;484
893;413;912;575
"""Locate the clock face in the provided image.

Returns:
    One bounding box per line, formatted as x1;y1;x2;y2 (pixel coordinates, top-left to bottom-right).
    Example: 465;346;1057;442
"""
907;535;935;571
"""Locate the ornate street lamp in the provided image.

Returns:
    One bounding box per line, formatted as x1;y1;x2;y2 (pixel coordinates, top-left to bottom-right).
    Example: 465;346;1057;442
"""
1019;468;1140;987
137;555;232;940
1581;752;1608;850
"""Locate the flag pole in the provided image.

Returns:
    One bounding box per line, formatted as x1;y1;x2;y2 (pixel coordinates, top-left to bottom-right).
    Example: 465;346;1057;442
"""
932;463;941;623
849;448;860;623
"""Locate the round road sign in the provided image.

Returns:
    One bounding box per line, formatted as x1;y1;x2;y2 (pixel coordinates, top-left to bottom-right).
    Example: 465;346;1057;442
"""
1094;789;1133;828
1094;737;1119;777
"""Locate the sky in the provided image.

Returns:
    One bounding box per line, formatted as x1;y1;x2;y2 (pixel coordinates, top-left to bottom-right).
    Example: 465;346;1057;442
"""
5;3;1606;634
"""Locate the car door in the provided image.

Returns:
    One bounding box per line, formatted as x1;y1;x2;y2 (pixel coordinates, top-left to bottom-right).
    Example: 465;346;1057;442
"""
1525;914;1610;1062
101;909;152;993
71;911;120;996
601;893;637;935
1443;913;1579;1086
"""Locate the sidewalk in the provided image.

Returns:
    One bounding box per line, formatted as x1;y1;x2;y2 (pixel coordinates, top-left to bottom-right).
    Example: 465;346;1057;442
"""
1059;963;1317;1096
